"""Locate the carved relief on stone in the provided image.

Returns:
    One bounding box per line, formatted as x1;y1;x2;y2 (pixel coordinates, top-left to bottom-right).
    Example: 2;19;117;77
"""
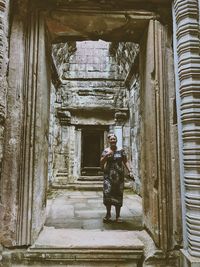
52;41;77;78
61;86;71;105
174;0;200;258
56;110;72;125
114;111;128;125
112;42;139;78
114;88;128;108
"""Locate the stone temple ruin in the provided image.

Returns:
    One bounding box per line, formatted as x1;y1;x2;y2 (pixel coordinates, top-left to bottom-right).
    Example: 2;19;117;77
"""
0;0;200;266
49;40;141;188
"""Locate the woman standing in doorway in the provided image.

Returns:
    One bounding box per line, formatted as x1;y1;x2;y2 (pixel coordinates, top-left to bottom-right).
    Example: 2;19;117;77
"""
100;133;134;223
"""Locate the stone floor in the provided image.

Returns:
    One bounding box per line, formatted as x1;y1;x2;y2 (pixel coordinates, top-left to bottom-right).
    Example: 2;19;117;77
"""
6;190;165;267
45;189;143;231
3;190;178;267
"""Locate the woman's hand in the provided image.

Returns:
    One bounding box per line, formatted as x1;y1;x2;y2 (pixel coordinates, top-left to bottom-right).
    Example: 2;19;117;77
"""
105;151;113;158
100;150;113;169
128;171;135;181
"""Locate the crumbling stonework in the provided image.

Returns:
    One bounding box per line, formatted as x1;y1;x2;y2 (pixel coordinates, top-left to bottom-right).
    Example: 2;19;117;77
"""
110;42;139;78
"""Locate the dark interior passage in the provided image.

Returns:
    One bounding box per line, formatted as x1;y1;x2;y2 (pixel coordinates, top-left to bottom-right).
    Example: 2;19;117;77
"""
81;129;104;175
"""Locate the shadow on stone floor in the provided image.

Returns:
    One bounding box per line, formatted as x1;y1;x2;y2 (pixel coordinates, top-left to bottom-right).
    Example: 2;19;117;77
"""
45;189;143;231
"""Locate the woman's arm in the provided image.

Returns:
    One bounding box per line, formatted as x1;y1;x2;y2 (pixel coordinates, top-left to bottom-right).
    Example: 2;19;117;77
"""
100;155;107;169
123;160;132;173
100;149;113;169
122;150;135;180
123;160;135;180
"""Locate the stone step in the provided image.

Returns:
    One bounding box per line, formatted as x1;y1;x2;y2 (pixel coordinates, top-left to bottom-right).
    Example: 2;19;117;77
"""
52;181;103;191
78;175;103;181
2;228;143;266
52;181;133;191
57;168;68;173
33;227;144;250
55;173;68;177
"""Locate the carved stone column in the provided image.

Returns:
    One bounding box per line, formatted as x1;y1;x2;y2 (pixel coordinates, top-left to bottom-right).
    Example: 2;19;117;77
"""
114;111;128;149
174;0;200;263
54;110;71;185
74;128;82;178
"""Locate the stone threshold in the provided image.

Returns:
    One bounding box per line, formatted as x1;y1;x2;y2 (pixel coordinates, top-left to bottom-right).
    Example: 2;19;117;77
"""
3;229;179;267
24;248;143;261
51;181;133;190
2;248;143;267
2;228;144;266
29;227;143;264
32;227;144;249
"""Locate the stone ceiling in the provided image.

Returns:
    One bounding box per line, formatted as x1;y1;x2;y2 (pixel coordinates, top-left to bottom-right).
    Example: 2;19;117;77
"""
46;11;154;43
36;0;172;7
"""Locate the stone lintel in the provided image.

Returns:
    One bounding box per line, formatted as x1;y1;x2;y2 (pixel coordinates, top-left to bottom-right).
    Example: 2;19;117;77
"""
33;0;172;10
57;107;129;116
45;10;157;43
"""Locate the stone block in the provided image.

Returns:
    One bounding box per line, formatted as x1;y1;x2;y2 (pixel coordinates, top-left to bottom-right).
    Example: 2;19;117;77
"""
75;209;105;219
180;249;200;267
47;204;74;222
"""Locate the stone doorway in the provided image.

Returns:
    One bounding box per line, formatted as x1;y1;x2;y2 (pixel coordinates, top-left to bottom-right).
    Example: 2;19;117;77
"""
81;127;105;176
1;3;181;265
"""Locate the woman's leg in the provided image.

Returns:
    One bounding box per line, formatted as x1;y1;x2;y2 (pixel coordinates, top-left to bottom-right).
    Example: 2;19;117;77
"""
115;205;121;219
103;204;111;222
106;204;111;218
115;205;123;222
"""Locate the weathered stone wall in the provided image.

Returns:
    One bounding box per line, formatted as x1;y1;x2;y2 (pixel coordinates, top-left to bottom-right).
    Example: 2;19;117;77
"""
62;41;121;80
0;0;9;202
110;42;139;78
58;41;125;109
52;42;77;78
129;75;141;193
48;83;60;186
0;0;26;246
0;3;52;246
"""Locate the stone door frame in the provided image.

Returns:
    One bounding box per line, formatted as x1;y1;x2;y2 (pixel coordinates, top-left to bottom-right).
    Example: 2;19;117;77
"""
1;4;181;255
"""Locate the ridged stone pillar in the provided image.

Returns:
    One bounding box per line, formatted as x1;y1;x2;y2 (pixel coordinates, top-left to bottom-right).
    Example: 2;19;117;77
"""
174;0;200;263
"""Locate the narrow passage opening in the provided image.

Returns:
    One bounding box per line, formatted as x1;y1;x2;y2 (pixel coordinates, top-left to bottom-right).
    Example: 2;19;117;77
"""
46;40;143;231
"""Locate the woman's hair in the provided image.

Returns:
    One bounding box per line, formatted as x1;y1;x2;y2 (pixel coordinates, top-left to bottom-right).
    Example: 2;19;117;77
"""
107;133;117;141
